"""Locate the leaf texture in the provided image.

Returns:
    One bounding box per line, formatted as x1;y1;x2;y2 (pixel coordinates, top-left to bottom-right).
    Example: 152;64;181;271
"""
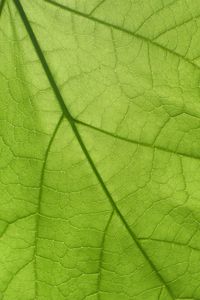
1;1;200;299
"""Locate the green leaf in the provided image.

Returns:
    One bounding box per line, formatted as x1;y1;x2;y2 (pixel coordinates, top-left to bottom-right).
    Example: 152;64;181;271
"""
1;0;200;299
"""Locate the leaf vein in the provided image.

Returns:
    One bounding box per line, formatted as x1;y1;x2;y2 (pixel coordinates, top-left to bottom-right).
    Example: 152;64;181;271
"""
33;115;63;299
13;0;175;298
45;0;200;72
75;118;200;161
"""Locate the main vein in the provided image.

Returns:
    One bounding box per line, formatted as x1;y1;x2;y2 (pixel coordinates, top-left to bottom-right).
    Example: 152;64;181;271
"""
13;0;174;298
0;0;6;16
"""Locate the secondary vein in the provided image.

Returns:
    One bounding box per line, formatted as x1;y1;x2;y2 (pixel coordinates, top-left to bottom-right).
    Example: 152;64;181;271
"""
45;0;200;73
13;0;174;298
33;114;63;299
74;118;200;161
97;211;114;299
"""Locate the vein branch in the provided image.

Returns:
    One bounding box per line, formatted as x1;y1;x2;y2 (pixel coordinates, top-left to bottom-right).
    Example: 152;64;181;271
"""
74;118;200;161
97;211;114;299
138;237;200;253
45;0;200;72
33;114;63;299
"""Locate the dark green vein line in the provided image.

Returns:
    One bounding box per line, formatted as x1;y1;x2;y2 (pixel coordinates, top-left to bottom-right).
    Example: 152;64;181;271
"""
158;287;164;300
0;0;6;16
13;0;174;298
138;238;200;253
45;0;200;72
33;114;63;299
97;211;114;299
75;118;200;161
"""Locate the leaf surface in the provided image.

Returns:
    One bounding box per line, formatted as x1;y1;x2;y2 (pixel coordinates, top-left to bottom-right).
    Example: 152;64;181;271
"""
1;1;200;299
